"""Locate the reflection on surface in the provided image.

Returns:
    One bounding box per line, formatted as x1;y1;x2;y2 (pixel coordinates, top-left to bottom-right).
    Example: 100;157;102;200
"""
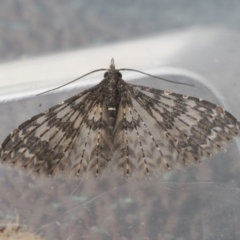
0;74;240;240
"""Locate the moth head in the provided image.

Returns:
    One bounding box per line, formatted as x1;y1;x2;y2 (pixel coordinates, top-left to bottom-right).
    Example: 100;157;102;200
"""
104;58;122;78
104;71;122;78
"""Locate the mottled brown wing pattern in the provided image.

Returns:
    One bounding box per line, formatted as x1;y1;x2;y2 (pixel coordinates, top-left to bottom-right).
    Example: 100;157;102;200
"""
112;83;239;177
69;100;112;177
112;92;176;177
0;84;112;177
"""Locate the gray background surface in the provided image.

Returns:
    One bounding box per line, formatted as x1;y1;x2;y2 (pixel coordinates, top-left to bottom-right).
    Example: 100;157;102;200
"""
1;2;240;240
1;0;240;61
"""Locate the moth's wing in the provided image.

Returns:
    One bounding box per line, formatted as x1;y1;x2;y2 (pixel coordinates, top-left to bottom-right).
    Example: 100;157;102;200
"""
112;90;177;178
112;83;240;177
0;85;112;177
68;100;112;178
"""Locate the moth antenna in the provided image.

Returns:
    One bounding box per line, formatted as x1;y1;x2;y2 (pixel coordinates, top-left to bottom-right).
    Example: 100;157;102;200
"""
119;68;194;87
37;68;107;96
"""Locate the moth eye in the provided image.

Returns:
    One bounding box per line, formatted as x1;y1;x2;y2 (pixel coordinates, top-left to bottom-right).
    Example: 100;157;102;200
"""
104;72;108;78
117;72;122;78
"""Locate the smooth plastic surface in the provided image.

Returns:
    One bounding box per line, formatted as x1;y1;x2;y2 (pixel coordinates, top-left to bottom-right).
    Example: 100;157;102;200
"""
0;28;240;240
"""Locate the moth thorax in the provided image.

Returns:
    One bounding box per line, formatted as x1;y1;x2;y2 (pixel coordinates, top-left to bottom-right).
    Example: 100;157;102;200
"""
105;81;120;132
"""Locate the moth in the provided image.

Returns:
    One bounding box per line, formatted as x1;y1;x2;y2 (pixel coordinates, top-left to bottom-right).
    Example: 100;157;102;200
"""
0;59;239;178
